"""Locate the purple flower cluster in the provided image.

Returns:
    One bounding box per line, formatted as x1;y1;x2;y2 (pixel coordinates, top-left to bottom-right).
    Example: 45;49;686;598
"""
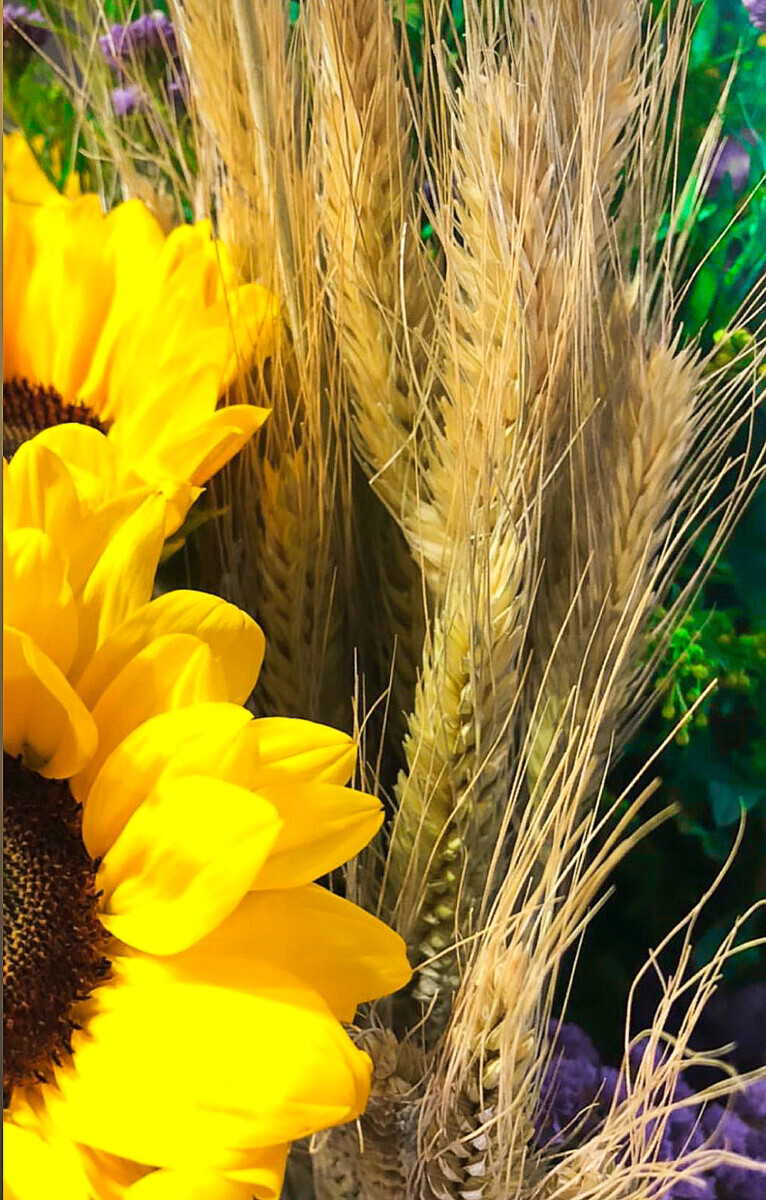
3;4;46;51
742;0;766;32
538;993;766;1199
706;132;757;199
535;1021;616;1146
97;10;187;119
98;10;177;70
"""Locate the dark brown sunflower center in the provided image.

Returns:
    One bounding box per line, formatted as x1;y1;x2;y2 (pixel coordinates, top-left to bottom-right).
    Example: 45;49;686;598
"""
3;752;111;1105
2;377;107;459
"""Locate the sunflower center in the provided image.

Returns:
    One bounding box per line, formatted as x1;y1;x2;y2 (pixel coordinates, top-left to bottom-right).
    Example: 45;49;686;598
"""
3;377;107;458
3;752;111;1105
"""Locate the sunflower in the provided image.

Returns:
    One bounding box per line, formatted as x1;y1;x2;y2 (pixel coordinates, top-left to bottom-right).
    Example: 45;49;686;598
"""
3;431;411;1200
2;132;81;205
3;133;277;532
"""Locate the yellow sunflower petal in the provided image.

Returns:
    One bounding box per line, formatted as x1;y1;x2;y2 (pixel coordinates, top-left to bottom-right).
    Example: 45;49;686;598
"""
4;436;156;599
3;626;97;779
3;527;79;675
5;439;81;548
3;202;36;380
250;783;385;890
76;591;265;711
43;204;121;401
172;884;412;1022
76;200;168;411
71;636;228;807
98;775;282;955
15;195;106;389
219;717;358;790
27;424;120;510
66;486;163;596
144;404;270;488
74;491;166;676
124;1170;253;1200
43;956;372;1169
225;1145;290;1200
2;1119;90;1200
3;132;62;205
80;703;254;859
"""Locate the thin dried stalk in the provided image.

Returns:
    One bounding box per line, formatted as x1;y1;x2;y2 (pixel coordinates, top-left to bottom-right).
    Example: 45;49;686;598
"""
531;883;766;1200
49;0;199;222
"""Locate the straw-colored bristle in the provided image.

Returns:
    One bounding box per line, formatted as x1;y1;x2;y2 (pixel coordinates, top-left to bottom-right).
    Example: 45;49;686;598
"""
529;883;766;1200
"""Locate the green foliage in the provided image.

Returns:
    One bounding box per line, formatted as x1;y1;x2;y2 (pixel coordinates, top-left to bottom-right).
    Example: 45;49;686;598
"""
676;0;766;344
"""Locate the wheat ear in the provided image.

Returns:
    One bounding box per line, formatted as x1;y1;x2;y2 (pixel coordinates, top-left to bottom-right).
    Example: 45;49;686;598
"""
380;0;635;977
312;1027;427;1198
180;0;353;727
383;46;562;1012
384;519;528;1005
527;293;701;789
310;0;440;527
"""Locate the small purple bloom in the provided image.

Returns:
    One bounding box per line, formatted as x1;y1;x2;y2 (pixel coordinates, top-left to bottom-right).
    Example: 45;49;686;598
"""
99;10;177;70
700;983;766;1072
734;1078;766;1132
712;1109;766;1200
111;84;144;117
706;133;757;198
742;0;766;32
535;1021;615;1148
3;4;46;50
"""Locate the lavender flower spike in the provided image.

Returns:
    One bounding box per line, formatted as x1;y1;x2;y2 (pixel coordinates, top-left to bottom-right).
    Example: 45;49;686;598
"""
705;133;756;198
3;4;46;49
111;84;144;117
99;9;177;70
743;0;766;32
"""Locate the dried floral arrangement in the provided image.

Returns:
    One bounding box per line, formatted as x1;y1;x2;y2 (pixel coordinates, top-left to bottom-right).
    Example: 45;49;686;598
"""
3;0;765;1198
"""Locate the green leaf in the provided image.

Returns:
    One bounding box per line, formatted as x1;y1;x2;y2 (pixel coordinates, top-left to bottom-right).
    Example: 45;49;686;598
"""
690;0;718;71
685;262;719;330
708;778;758;827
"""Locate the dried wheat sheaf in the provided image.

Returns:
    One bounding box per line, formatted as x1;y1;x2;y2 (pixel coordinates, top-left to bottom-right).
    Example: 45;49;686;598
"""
72;0;766;1194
